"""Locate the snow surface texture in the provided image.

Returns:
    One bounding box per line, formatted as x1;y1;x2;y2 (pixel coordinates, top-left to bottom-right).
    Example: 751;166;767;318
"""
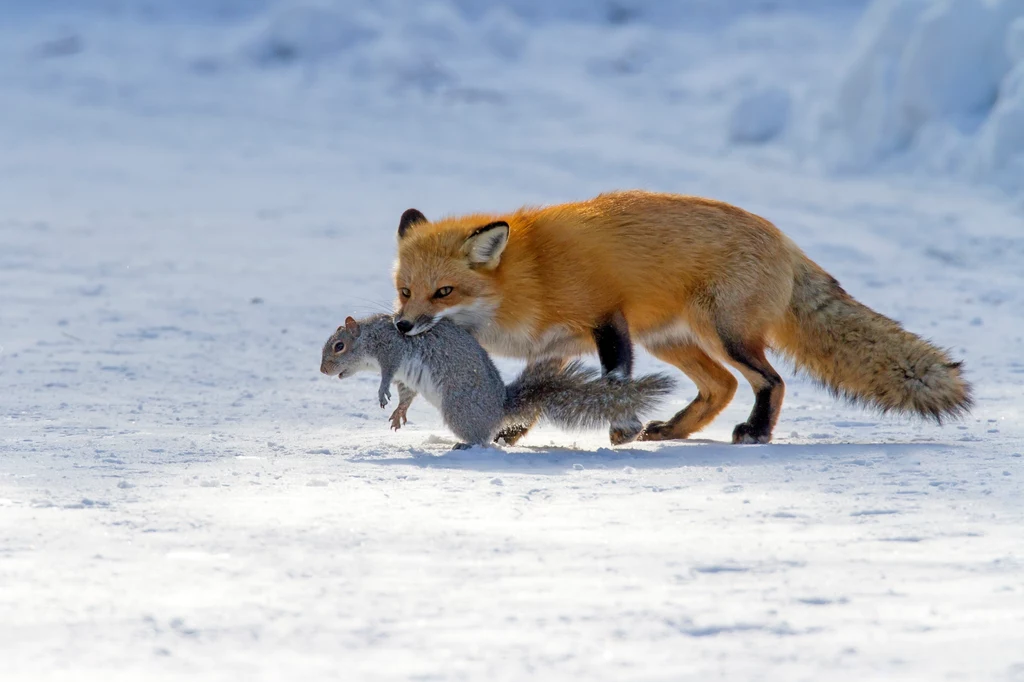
2;0;1023;680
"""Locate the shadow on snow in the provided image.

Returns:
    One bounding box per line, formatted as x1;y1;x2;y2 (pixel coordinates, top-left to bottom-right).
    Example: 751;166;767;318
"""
355;439;959;474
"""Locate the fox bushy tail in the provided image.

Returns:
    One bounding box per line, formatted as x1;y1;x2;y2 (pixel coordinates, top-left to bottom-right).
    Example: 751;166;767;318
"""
775;258;972;421
503;360;675;431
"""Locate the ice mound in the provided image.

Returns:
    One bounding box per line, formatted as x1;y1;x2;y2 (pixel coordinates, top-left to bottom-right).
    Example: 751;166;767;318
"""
975;18;1024;174
822;0;1024;183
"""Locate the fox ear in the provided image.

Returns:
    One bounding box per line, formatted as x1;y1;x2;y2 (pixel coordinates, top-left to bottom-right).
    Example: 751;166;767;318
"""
344;316;361;338
464;221;509;269
398;209;427;239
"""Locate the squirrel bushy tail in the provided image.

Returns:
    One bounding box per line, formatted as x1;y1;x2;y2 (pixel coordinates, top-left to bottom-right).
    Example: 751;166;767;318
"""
503;360;675;432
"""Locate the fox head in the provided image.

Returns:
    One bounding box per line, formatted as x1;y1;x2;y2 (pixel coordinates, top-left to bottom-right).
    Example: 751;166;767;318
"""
393;208;508;336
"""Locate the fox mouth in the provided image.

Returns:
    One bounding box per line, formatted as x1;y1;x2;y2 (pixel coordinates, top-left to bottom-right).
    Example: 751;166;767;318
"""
404;322;435;336
397;301;497;336
397;316;438;337
337;370;347;380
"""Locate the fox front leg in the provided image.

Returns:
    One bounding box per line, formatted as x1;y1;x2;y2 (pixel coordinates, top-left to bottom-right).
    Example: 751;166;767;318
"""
593;310;634;380
593;310;642;445
389;382;417;430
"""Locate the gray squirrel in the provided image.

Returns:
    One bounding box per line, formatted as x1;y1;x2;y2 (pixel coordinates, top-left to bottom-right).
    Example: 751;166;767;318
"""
320;314;675;449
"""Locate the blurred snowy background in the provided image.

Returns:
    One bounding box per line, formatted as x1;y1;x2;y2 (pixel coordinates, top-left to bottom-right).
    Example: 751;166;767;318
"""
2;1;1024;681
5;0;1024;188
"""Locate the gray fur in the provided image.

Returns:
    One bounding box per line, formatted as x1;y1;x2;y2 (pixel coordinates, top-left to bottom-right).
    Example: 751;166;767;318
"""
321;315;675;448
503;360;674;432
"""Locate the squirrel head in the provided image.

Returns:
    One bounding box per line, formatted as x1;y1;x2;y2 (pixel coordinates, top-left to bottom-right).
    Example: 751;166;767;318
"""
320;316;373;379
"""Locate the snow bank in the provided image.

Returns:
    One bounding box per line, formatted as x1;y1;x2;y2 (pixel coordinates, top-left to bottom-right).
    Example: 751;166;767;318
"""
7;0;1021;188
231;1;523;92
225;0;1023;185
231;0;863;67
975;18;1024;174
822;0;1024;183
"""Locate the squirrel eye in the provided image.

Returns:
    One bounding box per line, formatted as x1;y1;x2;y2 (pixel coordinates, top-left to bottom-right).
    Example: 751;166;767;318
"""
400;288;411;299
333;341;345;353
434;286;453;299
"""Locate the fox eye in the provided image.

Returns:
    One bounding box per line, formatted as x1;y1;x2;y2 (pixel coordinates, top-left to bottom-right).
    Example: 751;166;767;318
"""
333;341;345;353
399;288;411;299
434;286;453;299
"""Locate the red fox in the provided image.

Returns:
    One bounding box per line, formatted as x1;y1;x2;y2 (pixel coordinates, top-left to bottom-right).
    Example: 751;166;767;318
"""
392;190;972;445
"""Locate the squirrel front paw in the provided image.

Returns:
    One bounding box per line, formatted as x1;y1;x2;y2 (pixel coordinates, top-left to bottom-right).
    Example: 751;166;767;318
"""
389;405;409;431
378;387;392;409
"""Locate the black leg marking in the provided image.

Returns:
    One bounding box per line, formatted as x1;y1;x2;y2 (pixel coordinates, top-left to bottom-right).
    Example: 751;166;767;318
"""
593;311;641;445
731;386;774;443
721;338;783;444
721;338;782;387
747;386;775;432
592;311;633;379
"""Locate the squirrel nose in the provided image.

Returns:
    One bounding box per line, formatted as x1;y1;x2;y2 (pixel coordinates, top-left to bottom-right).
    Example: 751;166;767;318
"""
395;319;414;334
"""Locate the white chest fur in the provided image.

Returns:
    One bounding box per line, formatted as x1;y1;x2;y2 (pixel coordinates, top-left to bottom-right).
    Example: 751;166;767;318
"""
636;318;700;351
396;357;442;407
476;323;591;361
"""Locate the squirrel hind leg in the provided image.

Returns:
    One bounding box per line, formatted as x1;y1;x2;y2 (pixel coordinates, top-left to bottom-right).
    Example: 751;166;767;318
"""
609;415;643;445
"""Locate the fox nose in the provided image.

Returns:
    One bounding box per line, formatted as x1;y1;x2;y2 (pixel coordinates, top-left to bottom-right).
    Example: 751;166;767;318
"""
395;319;414;335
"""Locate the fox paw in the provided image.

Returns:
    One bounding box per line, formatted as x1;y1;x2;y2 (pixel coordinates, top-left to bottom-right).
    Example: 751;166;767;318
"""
638;420;690;441
731;422;771;444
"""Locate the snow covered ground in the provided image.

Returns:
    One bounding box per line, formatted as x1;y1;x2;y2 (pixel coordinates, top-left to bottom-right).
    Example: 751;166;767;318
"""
2;1;1023;679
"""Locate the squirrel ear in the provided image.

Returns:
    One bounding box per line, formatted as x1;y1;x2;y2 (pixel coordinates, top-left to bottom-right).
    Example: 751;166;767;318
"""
344;316;360;337
398;209;428;239
464;221;509;269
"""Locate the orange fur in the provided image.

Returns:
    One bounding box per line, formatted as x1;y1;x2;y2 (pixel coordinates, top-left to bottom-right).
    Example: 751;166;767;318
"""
393;190;971;442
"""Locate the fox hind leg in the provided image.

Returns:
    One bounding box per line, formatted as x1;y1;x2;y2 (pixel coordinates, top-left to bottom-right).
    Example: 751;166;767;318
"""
639;342;738;441
720;339;784;444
